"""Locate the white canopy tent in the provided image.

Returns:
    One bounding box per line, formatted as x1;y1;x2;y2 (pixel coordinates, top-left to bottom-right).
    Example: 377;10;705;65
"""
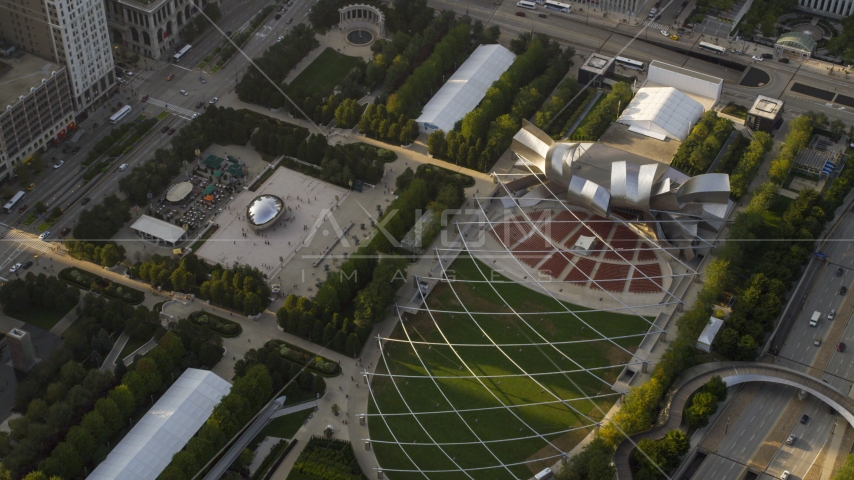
696;317;724;352
416;44;516;134
131;215;187;246
616;87;704;141
87;369;232;480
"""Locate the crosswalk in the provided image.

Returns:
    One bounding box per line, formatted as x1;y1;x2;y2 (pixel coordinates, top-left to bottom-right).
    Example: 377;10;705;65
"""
644;20;673;32
141;96;196;118
0;224;61;256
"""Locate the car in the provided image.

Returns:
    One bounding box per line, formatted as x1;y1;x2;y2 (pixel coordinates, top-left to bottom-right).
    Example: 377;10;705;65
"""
677;27;685;33
53;160;64;169
800;414;809;424
117;78;126;84
670;35;679;40
124;70;133;76
21;260;32;269
209;97;218;104
60;227;71;237
839;342;847;352
200;76;206;84
286;18;293;24
277;36;284;42
179;89;188;96
838;267;845;277
9;263;21;273
515;11;525;16
118;163;129;172
275;13;281;19
655;14;662;21
17;205;27;213
161;126;170;133
26;183;35;191
786;435;796;445
779;57;790;63
168;128;176;135
828;308;836;320
39;231;50;240
538;13;547;18
71;146;81;154
81;197;91;205
681;0;689;6
661;29;670;36
142;94;149;102
840;286;847;296
192;112;200;119
752;55;763;61
226;30;233;37
166;73;175;81
761;53;773;59
781;471;790;480
672;10;680;19
196;101;204;108
828;406;837;414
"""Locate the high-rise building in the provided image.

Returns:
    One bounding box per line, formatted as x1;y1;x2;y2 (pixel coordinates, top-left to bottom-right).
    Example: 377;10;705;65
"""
0;54;75;180
798;0;854;17
7;328;39;372
104;0;215;61
0;0;115;113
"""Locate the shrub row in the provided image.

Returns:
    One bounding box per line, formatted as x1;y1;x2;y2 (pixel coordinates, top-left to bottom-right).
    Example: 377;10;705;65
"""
59;267;145;305
269;340;341;376
288;436;366;480
728;131;773;199
189;311;243;338
533;77;582;137
768;113;816;183
670;110;734;176
569;82;633;141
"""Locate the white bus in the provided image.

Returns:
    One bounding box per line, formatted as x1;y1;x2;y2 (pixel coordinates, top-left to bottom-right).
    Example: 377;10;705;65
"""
109;105;132;125
173;44;193;62
4;191;25;213
615;56;645;71
544;0;571;12
517;1;537;9
698;41;726;55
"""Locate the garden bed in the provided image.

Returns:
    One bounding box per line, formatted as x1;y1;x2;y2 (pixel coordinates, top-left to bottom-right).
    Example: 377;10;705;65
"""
59;267;145;305
188;310;243;337
267;340;341;376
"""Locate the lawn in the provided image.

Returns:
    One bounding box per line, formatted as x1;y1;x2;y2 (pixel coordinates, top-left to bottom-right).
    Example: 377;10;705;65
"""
3;301;75;332
118;334;151;362
260;409;312;440
369;255;652;480
287;47;363;97
156;111;170;120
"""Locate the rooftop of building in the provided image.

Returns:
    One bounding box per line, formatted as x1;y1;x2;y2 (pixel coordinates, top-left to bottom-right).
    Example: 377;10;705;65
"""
776;32;817;53
0;53;64;111
748;95;784;119
648;60;723;86
580;53;614;74
598;122;681;164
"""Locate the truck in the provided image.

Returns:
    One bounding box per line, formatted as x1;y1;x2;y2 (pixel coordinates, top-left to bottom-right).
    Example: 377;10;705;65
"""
535;468;553;480
810;311;820;327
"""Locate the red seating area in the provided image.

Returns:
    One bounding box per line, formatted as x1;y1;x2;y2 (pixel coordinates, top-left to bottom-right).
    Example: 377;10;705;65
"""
489;214;532;248
605;226;640;261
539;252;572;278
591;264;631;292
512;234;552;267
544;210;588;243
565;258;596;285
629;263;664;293
636;244;658;262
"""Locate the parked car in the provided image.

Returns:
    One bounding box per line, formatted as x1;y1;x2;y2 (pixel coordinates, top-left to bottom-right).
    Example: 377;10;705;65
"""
39;231;50;240
9;263;21;273
786;435;795;445
166;73;175;81
752;55;763;61
60;227;71;237
538;13;547;18
168;128;176;135
161;126;170;133
22;261;33;269
71;146;81;154
839;342;847;352
209;97;218;104
196;101;204;108
26;183;35;191
275;13;281;19
117;78;126;84
515;11;525;16
53;160;64;169
761;53;773;59
81;197;91;205
800;414;809;424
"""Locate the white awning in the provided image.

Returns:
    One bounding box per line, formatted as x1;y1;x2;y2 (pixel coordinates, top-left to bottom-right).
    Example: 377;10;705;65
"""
696;317;724;352
131;215;187;244
617;86;704;141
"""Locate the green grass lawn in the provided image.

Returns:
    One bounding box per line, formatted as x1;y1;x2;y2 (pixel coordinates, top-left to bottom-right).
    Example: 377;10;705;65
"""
118;335;151;362
156;111;170;120
4;301;75;332
287;47;363;97
763;193;794;235
369;255;652;480
261;409;312;439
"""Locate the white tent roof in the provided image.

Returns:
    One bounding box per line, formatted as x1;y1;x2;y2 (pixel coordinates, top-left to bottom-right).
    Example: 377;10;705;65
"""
617;86;704;141
166;182;193;202
696;317;724;352
416;44;516;133
131;215;187;244
87;369;231;480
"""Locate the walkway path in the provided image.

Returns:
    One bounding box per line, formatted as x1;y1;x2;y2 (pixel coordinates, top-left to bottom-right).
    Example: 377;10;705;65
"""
48;297;83;336
270;400;318;419
100;332;129;372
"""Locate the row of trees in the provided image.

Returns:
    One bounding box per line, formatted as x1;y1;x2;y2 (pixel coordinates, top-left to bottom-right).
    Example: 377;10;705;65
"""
428;37;574;172
0;272;79;319
132;253;209;293
249;120;311;159
312;142;391;187
533;78;581;136
178;3;222;43
70;194;131;242
738;0;797;38
197;264;271;315
684;376;728;428
670;111;735;176
728;131;773;199
559;113;853;480
358;104;420;145
286;58;369;125
631;430;689;480
235;24;320;109
569;82;633;141
768;112;818;183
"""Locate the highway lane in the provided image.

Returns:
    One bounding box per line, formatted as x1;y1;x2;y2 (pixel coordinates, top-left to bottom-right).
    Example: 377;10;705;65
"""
765;397;836;479
714;384;796;465
689;453;745;480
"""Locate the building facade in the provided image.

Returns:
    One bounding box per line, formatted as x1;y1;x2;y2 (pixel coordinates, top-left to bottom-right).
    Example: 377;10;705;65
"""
0;56;75;181
0;0;115;113
562;0;640;15
104;0;217;61
798;0;854;17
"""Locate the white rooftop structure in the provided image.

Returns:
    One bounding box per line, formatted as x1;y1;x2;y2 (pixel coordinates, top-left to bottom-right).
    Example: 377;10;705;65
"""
696;317;724;352
646;61;722;105
415;44;516;134
617;87;705;141
131;215;188;247
87;369;231;480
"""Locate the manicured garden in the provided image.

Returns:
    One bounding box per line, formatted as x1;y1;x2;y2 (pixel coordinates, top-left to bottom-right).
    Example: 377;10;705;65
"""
368;255;651;479
287;437;366;480
288;47;364;99
268;339;341;376
59;267;145;304
188;310;243;337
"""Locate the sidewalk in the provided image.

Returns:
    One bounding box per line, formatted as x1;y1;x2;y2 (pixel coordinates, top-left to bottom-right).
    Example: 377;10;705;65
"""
101;332;129;372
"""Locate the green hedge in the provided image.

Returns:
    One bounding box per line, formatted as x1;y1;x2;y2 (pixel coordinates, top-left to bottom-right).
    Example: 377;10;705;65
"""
288;437;366;480
269;340;341;376
669;110;734;176
188;310;243;337
59;267;145;305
